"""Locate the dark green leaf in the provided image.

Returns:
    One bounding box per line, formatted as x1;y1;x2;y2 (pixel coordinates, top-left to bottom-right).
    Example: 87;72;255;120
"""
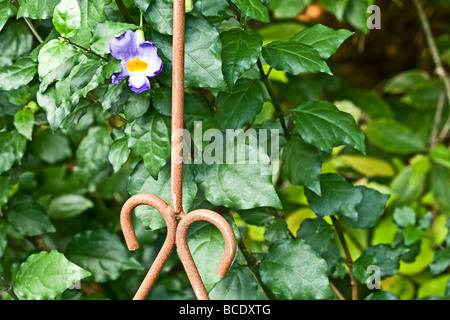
260;238;334;299
262;41;332;76
264;219;289;245
430;250;450;276
291;100;366;154
281;135;322;195
209;264;258;300
6;195;55;236
214;79;265;130
72;0;110;47
108;137;130;173
14;250;91;300
305;173;363;221
17;0;61;19
0;132;15;174
231;0;270;22
290;24;353;60
90;21;136;54
125;109;171;179
144;0;173;35
32;128;73;164
65;229;143;282
236;207;275;226
432;165;450;212
269;0;312;19
320;0;349;21
220;28;262;90
47;194;94;219
403;225;423;246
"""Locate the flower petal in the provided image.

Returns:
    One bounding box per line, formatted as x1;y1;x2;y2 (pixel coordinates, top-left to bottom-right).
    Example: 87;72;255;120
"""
111;61;129;84
137;41;164;77
109;30;138;61
129;74;150;94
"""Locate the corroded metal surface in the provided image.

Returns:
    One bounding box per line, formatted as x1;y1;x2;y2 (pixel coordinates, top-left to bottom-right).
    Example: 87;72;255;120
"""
119;0;237;301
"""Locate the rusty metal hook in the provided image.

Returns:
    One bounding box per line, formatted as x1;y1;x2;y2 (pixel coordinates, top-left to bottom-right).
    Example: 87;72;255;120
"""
119;0;237;300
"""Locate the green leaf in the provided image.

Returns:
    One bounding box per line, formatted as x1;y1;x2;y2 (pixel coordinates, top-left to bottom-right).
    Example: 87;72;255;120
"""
0;55;37;91
72;0;110;47
128;162;197;230
432;165;450;212
0;1;11;32
17;0;61;19
186;217;239;292
108;137;130;173
291;100;366;154
220;28;263;90
365;118;427;154
344;0;374;34
194;134;282;210
430;250;450;276
353;244;403;283
281;135;323;195
14;250;91;300
144;0;173;36
269;0;312;19
341;186;390;229
365;290;400;300
0;175;11;209
264;219;289;245
209;264;258;300
262;41;332;76
0;132;15;174
393;206;416;228
125;109;171;179
304;173;363;221
123;90;151;122
90;21;136;54
259;238;334;299
38;39;69;80
65;229;143;282
383;70;431;95
32;128;73;164
47;194;94;219
6;195;55;236
214;79;265;130
320;0;349;21
231;0;270;22
53;0;81;38
237;207;275;226
290;24;353;60
403;225;423;246
13;109;34;141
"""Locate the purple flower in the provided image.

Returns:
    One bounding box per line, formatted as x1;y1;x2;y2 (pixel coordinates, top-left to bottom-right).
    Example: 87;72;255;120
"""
109;30;163;94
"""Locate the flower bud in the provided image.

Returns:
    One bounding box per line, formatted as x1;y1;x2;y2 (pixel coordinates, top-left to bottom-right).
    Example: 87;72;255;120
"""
135;29;145;44
185;0;193;13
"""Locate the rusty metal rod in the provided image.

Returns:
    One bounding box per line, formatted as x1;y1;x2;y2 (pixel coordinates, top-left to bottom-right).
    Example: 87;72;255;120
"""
171;0;186;214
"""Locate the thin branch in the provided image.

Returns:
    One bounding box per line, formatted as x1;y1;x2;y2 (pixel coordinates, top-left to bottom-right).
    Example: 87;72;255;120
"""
331;216;358;300
64;38;109;62
430;91;446;150
115;0;136;25
0;273;19;300
329;280;346;300
257;59;292;140
412;0;450;142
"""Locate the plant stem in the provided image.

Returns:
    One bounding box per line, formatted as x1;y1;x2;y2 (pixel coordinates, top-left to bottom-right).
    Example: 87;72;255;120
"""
329;280;346;300
115;0;136;25
257;59;292;140
0;273;19;300
412;0;450;143
64;38;109;62
331;216;358;300
223;210;278;300
11;0;44;44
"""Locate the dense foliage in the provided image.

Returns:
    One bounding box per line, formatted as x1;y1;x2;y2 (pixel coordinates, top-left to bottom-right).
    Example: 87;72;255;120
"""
0;0;449;300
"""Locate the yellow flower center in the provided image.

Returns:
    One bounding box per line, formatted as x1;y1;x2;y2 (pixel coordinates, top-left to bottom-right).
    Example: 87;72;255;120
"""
127;57;148;73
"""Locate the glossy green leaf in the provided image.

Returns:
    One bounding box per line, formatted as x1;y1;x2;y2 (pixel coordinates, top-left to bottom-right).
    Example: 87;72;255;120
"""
291;100;366;154
194;134;282;210
220;28;263;90
262;41;332;76
341;186;390;229
37;39;69;80
290;24;353;59
13;108;34;141
214;79;265;130
90;21;136;54
6;195;55;236
144;0;173;35
231;0;270;22
108;137;130;173
260;238;334;299
128;162;197;230
47;194;94;219
17;0;61;19
209;264;258;300
72;0;110;47
65;229;143;282
125;109;171;179
53;0;81;38
304;173;363;221
0;1;11;32
14;250;91;300
281;135;323;195
0;55;37;91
